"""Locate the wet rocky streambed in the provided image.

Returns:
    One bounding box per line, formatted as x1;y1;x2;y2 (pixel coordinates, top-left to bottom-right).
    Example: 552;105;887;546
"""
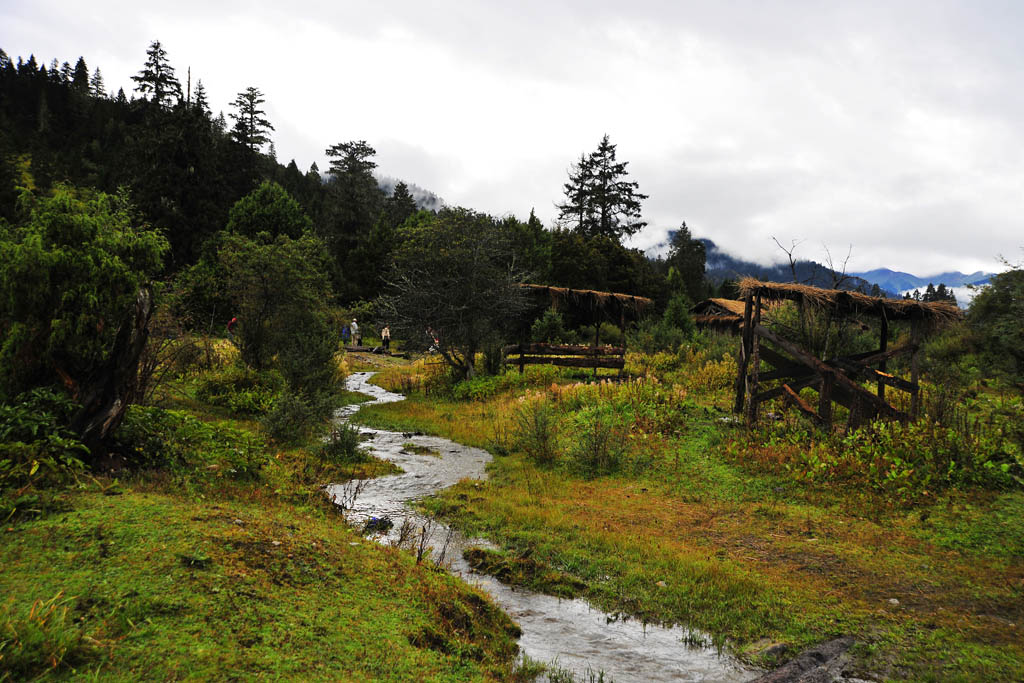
327;372;762;682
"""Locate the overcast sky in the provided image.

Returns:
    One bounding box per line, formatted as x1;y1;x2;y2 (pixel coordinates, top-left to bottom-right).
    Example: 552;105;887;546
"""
6;0;1023;276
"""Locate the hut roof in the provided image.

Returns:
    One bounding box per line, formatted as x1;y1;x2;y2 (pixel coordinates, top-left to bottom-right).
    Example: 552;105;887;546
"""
737;278;962;322
519;284;653;317
691;298;746;317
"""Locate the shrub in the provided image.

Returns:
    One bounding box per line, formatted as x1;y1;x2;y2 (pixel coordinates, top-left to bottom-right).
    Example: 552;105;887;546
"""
0;389;87;489
565;405;628;478
315;423;369;464
514;397;560;466
627;317;690;354
116;406;266;480
258;391;338;446
531;309;576;344
195;365;283;415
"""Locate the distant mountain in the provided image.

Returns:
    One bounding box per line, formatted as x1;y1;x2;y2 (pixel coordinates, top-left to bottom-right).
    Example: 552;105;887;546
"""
850;268;994;294
700;239;892;296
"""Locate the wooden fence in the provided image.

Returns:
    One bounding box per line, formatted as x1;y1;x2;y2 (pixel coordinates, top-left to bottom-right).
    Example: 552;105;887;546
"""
503;343;626;373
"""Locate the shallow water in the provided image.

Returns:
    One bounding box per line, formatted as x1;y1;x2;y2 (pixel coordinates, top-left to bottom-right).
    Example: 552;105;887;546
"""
327;372;759;682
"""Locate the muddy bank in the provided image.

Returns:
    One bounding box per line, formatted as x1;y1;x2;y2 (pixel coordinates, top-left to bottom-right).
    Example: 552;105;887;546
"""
328;372;759;682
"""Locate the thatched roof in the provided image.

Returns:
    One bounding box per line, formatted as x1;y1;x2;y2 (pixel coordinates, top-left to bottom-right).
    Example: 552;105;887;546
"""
691;298;746;317
737;278;962;322
519;284;653;317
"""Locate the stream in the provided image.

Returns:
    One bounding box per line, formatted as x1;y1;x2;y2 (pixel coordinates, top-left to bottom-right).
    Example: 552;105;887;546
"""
327;372;760;682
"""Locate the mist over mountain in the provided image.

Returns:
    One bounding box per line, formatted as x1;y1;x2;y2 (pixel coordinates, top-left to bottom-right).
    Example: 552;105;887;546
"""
377;176;444;212
699;238;891;296
850;268;993;294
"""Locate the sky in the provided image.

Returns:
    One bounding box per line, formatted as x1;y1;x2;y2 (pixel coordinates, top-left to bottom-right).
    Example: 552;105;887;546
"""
5;0;1023;277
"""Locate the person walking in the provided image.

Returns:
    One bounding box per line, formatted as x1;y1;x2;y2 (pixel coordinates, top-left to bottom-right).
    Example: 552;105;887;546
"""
351;319;361;346
381;324;391;352
341;323;350;346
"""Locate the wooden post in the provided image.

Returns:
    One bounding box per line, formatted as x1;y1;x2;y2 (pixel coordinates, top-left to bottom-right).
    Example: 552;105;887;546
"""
518;342;525;374
910;320;921;420
877;316;888;399
745;294;763;425
734;294;754;413
819;375;833;428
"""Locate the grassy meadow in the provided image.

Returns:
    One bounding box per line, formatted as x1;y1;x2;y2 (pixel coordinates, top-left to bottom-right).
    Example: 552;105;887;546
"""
354;343;1024;681
0;346;525;681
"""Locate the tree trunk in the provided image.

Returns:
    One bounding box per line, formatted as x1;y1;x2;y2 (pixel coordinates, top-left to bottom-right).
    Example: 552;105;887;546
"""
71;287;154;456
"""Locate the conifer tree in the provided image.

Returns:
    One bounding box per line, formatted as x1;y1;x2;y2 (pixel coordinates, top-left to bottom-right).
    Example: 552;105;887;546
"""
192;79;210;115
557;134;647;241
229;86;274;152
131;40;181;107
89;68;105;98
72;57;89;93
666;221;706;301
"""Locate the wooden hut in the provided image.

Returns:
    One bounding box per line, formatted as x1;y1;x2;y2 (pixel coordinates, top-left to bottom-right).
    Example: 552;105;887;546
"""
691;298;747;334
733;278;960;429
507;284;654;373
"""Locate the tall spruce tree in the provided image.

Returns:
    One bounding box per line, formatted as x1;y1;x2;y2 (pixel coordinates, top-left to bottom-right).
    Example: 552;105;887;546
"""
229;86;274;153
131;40;181;107
557;134;647;241
666;222;706;302
71;57;89;93
89;67;105;98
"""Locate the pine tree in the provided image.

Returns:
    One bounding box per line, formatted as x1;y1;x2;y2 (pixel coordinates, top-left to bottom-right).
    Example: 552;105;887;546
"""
557;134;647;241
131;40;181;107
89;68;105;98
191;79;210;115
381;181;418;230
71;57;89;93
666;221;706;301
229;86;274;152
60;60;72;83
557;153;594;233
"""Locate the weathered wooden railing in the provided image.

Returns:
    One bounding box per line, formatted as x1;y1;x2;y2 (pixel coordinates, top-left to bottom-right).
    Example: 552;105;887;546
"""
503;343;626;373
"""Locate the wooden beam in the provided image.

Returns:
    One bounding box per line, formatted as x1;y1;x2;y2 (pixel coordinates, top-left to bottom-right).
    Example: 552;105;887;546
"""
819;375;833;427
878;316;889;399
753;376;819;403
503;343;625;356
853;342;919;368
759;345;796;370
734;295;754;413
782;384;825;428
865;369;916;393
754;324;906;421
745;294;763;424
517;356;625;369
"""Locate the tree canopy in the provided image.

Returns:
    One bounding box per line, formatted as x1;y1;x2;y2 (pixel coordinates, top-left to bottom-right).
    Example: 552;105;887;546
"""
557;134;648;241
378;207;528;379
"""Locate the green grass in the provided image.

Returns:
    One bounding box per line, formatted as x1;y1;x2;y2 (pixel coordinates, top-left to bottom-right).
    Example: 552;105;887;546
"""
0;375;523;681
360;371;1024;681
0;490;520;680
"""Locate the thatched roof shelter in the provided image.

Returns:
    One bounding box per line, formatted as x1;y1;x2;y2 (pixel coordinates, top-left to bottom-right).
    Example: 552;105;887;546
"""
691;298;747;333
519;284;653;319
691;298;746;317
737;278;961;323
